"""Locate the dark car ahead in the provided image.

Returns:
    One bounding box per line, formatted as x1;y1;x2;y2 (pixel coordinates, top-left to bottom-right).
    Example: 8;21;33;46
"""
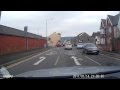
83;43;99;55
76;43;84;49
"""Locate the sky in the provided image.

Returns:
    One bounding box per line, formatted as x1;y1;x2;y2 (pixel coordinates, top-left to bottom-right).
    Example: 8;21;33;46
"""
0;11;119;37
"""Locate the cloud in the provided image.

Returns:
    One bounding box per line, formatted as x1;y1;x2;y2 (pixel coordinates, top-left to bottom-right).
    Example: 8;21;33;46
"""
0;11;119;37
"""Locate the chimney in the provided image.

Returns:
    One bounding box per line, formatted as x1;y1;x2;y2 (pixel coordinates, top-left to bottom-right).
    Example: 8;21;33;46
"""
24;26;28;37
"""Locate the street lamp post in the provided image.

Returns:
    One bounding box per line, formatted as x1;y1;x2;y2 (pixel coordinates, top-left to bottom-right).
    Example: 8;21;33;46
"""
46;19;48;47
45;18;53;48
0;11;2;20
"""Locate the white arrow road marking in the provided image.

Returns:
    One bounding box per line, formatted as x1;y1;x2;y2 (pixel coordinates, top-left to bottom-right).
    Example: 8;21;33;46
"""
85;56;101;66
71;56;82;65
33;56;46;65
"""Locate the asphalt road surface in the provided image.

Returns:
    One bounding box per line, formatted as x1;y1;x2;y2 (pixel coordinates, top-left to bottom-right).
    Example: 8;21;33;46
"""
6;47;120;75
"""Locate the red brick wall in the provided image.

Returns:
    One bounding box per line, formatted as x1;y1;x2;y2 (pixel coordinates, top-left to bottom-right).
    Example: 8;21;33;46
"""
99;44;112;51
28;38;39;50
0;35;26;55
114;40;120;52
0;34;46;55
39;39;46;48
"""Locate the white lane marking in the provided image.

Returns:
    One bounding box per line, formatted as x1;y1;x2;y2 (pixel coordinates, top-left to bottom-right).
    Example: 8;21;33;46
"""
85;56;101;66
33;56;46;65
54;56;59;65
46;51;53;55
0;67;13;78
46;51;57;55
6;48;53;69
100;54;120;61
71;56;81;65
65;51;75;55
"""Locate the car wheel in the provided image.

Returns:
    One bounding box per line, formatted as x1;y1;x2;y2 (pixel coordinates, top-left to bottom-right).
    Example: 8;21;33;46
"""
95;52;99;55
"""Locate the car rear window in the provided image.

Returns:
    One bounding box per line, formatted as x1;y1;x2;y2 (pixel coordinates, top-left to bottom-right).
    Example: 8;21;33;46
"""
86;44;96;47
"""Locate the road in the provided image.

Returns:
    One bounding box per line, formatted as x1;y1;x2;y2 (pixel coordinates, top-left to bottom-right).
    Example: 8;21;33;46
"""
6;47;120;75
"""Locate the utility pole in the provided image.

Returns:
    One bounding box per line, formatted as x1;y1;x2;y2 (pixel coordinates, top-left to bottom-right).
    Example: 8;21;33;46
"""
45;18;53;48
0;11;2;20
38;28;40;48
46;19;47;47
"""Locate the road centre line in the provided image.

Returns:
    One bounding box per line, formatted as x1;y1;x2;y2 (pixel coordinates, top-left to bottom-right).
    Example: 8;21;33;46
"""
85;56;101;66
54;56;59;65
6;48;53;69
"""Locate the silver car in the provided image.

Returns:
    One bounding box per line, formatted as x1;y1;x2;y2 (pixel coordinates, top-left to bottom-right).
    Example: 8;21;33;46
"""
83;43;99;55
64;43;72;50
76;43;84;49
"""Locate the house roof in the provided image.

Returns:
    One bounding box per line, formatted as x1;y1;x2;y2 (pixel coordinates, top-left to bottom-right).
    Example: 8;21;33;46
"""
101;19;106;27
108;14;120;26
77;32;89;37
92;32;100;37
0;24;44;39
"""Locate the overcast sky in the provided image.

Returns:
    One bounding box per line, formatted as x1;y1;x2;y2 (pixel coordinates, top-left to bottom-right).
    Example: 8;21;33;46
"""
0;11;119;37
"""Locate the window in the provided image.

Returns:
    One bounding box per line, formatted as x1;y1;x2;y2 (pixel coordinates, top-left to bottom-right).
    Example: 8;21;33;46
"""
109;27;111;33
100;29;105;34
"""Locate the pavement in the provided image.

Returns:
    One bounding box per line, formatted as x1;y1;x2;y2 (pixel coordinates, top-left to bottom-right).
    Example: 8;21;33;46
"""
3;47;120;76
100;51;120;59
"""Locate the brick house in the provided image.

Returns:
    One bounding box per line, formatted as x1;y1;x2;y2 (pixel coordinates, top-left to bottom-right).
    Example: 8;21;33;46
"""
100;13;120;52
92;31;101;45
0;25;46;55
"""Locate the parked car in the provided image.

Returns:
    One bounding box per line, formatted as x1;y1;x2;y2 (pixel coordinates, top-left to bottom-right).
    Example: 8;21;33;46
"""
64;43;72;50
83;43;99;55
61;43;65;47
76;43;84;49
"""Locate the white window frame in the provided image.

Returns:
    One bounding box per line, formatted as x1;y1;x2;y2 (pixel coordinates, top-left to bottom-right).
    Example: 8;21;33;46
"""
109;27;112;33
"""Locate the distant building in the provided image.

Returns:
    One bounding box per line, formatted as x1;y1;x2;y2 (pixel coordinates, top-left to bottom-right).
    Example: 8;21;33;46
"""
48;32;61;47
72;32;94;45
61;37;73;44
